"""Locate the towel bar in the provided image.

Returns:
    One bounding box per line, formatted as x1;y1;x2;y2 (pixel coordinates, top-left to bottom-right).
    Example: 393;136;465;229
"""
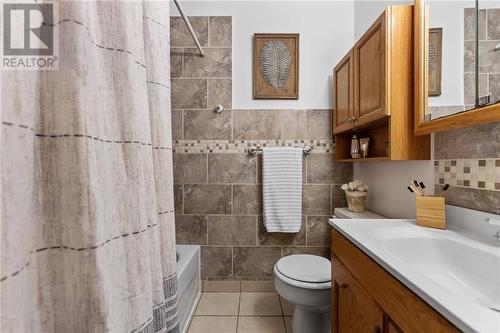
247;145;313;156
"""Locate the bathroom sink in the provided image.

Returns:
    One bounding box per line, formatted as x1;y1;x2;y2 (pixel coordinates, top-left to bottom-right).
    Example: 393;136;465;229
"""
373;227;500;313
329;218;500;333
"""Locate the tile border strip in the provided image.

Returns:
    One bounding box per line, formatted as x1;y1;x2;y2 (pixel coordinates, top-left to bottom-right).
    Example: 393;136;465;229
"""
173;139;334;154
434;158;499;191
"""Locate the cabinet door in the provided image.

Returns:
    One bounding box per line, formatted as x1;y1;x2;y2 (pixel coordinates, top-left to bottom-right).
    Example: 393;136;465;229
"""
354;12;387;126
333;49;354;134
332;257;384;333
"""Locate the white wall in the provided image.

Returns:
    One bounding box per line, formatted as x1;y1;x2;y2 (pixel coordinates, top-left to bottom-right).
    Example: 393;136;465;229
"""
171;1;355;109
353;0;434;219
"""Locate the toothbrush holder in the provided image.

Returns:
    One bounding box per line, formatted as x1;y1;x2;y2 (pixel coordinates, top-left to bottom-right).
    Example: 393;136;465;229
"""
415;196;446;229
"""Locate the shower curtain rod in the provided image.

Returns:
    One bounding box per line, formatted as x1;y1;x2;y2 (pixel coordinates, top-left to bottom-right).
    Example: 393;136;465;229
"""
173;0;205;57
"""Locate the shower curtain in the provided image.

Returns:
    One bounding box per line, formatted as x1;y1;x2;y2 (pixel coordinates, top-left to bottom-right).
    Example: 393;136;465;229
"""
1;1;178;332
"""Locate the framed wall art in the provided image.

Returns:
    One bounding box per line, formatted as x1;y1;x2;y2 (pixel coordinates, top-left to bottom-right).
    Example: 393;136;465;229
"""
428;27;442;97
253;33;299;99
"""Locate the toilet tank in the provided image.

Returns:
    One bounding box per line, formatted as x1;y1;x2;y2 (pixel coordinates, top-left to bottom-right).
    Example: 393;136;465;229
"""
332;207;384;219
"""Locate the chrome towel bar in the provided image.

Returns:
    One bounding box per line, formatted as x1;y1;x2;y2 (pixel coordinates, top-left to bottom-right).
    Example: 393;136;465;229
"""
247;145;313;156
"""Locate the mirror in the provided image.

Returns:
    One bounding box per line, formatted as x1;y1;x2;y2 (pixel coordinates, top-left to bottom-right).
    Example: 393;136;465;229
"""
415;0;500;134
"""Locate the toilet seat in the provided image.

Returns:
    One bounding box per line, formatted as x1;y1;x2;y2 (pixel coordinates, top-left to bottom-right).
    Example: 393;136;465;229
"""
274;255;331;290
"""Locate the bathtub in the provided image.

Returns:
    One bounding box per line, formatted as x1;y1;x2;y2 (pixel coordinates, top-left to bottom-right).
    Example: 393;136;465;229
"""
176;245;201;333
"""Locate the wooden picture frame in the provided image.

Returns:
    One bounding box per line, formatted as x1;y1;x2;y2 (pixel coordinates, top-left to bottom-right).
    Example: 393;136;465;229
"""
428;28;442;96
253;33;299;99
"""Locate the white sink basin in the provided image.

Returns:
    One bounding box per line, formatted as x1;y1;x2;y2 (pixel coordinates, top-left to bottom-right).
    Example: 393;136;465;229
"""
374;227;500;313
330;218;500;333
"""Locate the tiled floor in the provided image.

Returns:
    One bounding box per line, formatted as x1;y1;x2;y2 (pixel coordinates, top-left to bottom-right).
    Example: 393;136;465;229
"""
187;290;294;333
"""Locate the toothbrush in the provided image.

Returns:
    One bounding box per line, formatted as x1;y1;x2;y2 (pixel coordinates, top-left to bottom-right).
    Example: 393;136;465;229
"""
439;184;449;197
411;180;425;196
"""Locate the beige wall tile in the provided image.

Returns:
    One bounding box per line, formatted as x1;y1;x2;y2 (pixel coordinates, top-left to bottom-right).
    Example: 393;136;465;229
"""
487;8;500;40
209;16;232;46
174;153;207;183
434;122;500;159
184;184;231;214
281;109;331;139
207;216;257;245
208;79;232;109
175;215;207;245
203;280;241;292
208;154;257;183
281;246;330;258
303;185;331;215
306;154;352;184
201;246;232;278
331;185;348;209
170;49;183;78
464;8;486;41
171;17;208;47
171;110;183;140
184;109;232;140
233;109;282;140
233;247;281;277
258;217;306;246
174;184;183;213
306;216;331;246
241;281;275;292
183;48;232;78
171;79;207;109
233;185;262;215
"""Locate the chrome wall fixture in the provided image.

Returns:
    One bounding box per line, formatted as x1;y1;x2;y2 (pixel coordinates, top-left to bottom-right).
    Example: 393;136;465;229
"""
247;145;313;156
173;0;205;57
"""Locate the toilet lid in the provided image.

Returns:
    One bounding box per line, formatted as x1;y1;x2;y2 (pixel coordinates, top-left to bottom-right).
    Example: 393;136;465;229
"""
275;254;330;283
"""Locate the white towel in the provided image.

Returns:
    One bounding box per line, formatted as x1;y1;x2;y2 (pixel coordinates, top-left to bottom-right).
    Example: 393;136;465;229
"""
262;147;303;233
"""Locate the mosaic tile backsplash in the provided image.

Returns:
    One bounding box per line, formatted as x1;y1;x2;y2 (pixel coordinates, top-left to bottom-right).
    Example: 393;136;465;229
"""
434;159;499;191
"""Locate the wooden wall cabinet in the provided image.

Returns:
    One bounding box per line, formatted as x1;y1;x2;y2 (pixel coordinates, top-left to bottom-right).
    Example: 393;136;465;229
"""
331;229;459;333
332;5;430;162
333;50;354;134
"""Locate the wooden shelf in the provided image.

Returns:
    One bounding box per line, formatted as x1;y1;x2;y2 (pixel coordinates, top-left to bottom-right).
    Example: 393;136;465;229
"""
338;157;389;163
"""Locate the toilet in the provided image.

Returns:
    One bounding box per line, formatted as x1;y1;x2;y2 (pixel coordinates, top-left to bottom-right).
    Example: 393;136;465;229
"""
274;254;331;333
274;208;384;333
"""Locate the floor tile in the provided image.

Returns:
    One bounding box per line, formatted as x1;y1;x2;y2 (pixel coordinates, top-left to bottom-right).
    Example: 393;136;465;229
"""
284;317;292;333
239;292;282;316
188;316;237;333
195;292;240;315
241;280;275;292
279;296;294;316
237;317;286;333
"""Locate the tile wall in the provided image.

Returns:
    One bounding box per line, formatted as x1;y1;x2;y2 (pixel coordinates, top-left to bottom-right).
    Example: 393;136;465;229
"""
170;16;352;280
434;122;500;214
464;8;500;106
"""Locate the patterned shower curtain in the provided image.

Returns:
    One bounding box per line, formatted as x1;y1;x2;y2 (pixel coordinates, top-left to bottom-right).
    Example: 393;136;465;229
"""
1;1;178;332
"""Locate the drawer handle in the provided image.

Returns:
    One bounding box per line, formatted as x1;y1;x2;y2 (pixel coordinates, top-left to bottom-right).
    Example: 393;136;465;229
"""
373;326;381;333
339;283;348;289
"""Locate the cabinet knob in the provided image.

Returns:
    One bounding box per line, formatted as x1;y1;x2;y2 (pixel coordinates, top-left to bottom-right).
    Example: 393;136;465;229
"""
373;326;381;333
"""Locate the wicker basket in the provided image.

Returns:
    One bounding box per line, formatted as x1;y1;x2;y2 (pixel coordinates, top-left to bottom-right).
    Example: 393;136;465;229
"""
345;191;367;213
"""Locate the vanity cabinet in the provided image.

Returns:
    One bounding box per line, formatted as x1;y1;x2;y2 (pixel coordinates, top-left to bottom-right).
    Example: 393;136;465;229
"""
331;229;459;333
332;5;430;161
333;257;384;333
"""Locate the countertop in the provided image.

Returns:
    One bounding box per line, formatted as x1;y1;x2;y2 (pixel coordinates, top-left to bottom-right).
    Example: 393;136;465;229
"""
329;218;500;333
